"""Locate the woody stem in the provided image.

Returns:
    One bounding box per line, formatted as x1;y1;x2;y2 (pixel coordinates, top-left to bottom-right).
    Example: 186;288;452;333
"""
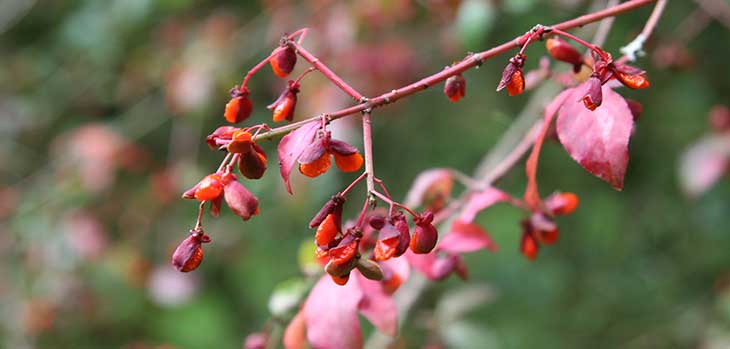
289;41;364;101
293;67;317;85
194;201;206;231
251;0;657;143
371;190;418;218
341;172;367;197
362;111;376;199
241;48;282;89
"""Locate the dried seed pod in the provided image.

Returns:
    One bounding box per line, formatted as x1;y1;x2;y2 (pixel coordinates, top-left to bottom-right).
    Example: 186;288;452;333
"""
224;87;252;123
612;63;649;89
333;152;363;173
194;174;223;201
270;46;297;78
356;258;384;281
309;194;346;228
315;214;340;246
368;215;386;230
329;139;363;173
409;212;438;254
544;192;579;216
582;75;603;111
497;54;526;96
221;173;259;221
206;126;238;149
545;37;583;73
325;251;358;278
373;225;400;261
238;143;267;180
267;81;300;122
328;234;358;265
298;138;330;178
520;229;539;260
444;74;466;103
227;130;253;154
392;213;411;257
329;273;350;286
181;183;199;199
172;231;211;272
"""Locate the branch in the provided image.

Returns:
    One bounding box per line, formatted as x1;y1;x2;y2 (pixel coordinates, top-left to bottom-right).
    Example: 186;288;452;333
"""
620;0;667;62
362;111;376;196
364;82;562;349
252;0;657;143
289;41;364;101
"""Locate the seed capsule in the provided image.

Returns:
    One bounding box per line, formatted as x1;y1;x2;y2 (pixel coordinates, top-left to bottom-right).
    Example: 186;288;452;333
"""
497;54;526;96
315;214;339;246
238;143;267;180
444;74;466;103
409;212;438;254
270;46;297;78
194;174;223;201
356;258;384;281
613;63;650;89
545;37;583;73
268;81;300;122
582;75;603;111
520;230;538;260
172;231;212;272
224;87;252;123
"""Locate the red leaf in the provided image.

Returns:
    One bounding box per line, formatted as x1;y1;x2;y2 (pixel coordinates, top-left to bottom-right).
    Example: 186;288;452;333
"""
679;134;730;197
277;122;320;194
440;220;497;254
557;85;634;190
355;272;398;337
304;275;363;349
459;187;509;223
524;88;574;208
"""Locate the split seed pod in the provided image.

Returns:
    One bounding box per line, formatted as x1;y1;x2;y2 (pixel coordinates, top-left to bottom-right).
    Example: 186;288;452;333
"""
409;211;438;254
267;81;300;122
444;74;466;102
172;231;212;272
224;87;253;123
270;46;297;78
497;54;526;96
582;75;603;111
545;37;584;73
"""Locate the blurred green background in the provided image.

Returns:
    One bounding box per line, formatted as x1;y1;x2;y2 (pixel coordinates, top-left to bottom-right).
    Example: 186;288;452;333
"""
1;0;729;348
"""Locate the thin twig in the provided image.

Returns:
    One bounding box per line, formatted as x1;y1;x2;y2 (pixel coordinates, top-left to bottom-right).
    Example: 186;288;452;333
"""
252;0;657;143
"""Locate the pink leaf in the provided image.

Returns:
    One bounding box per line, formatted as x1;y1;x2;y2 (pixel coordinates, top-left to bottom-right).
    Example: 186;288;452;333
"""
303;275;363;349
404;168;453;208
405;250;439;280
440;220;497;254
679;134;730;197
557;85;634;190
525;88;574;208
380;257;410;284
355;272;398;337
277;122;320;194
459;187;509;223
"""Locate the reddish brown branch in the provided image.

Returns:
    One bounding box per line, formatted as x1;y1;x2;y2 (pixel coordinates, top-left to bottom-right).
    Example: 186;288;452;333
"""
289;41;365;101
252;0;657;143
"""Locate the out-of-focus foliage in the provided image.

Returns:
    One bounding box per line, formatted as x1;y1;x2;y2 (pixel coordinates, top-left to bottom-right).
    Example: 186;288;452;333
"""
1;0;729;348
